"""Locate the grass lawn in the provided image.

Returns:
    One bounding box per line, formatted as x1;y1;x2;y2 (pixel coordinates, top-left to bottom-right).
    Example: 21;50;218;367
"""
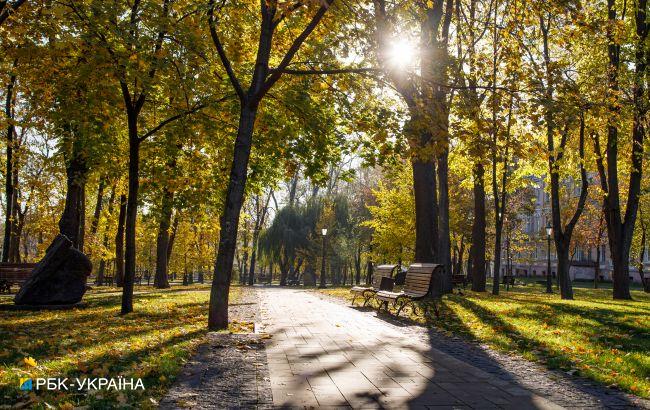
319;282;650;398
0;284;250;409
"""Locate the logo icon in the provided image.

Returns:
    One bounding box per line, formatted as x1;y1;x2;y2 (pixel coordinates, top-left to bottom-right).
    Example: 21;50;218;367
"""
19;378;32;391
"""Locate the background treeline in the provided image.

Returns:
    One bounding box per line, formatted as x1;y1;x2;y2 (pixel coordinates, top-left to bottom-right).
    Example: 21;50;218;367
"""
0;0;648;330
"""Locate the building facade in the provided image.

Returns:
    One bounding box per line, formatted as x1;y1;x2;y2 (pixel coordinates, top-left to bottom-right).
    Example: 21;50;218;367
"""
494;177;644;284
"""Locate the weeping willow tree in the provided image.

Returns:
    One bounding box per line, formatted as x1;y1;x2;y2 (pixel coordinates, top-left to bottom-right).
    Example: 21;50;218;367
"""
259;201;322;285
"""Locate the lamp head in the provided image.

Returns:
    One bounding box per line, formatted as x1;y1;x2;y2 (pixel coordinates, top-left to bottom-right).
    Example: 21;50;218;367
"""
322;228;328;236
546;223;552;237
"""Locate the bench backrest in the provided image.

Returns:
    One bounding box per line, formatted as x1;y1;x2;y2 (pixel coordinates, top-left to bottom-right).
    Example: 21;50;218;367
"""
403;263;443;298
0;263;37;281
372;264;397;289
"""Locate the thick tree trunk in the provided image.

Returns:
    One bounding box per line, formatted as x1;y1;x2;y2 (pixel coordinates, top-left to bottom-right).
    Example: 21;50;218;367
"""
2;70;16;263
209;106;257;330
411;158;438;263
600;0;646;300
154;188;174;288
121;125;140;314
609;237;632;299
59;150;88;248
471;163;486;292
115;194;127;287
167;213;179;265
556;242;573;299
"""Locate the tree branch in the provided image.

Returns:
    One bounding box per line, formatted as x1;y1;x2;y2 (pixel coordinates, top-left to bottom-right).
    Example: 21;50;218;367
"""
0;0;26;26
208;0;245;101
270;67;381;75
254;0;335;103
139;104;205;142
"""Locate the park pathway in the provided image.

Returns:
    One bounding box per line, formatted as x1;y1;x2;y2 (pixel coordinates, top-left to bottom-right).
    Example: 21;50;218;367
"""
259;287;565;409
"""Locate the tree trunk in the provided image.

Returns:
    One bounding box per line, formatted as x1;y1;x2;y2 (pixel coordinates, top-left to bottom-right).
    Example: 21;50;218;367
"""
9;202;23;263
90;179;105;236
209;105;258;330
167;213;179;265
456;236;465;276
594;246;600;289
354;244;362;285
78;184;86;253
471;163;486;292
556;241;573;299
59;148;88;248
2;69;16;263
115;194;127;287
8;168;20;263
248;245;258;285
437;150;452;292
600;0;646;300
154;188;174;288
97;184;116;285
411;158;438;263
638;223;646;291
122;125;140;314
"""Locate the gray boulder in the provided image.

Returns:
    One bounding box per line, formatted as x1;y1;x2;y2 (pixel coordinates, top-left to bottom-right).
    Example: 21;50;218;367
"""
14;234;92;305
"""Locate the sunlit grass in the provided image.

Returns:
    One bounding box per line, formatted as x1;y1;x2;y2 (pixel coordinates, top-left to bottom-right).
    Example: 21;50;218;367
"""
319;283;650;398
0;284;250;408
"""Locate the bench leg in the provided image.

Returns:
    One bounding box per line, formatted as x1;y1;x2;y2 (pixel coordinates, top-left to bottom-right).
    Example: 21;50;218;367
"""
427;300;440;319
351;294;357;306
396;299;409;316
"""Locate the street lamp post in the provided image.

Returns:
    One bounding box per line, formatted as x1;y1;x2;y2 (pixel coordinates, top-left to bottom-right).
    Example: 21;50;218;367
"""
546;223;553;294
319;228;328;288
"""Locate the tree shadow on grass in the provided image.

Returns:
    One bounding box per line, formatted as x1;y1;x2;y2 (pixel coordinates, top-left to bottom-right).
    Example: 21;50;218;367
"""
430;297;647;407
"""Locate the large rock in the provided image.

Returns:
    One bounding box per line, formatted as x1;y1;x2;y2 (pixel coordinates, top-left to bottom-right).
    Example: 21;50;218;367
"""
14;234;92;305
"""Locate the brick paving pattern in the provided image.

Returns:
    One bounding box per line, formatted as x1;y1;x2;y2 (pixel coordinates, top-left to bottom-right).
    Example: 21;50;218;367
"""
316;291;650;410
260;288;648;409
160;333;273;409
160;287;273;409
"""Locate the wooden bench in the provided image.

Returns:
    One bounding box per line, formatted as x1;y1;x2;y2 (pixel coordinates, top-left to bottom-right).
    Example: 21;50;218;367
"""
502;275;515;286
0;263;37;293
375;263;444;318
350;264;396;306
258;275;271;284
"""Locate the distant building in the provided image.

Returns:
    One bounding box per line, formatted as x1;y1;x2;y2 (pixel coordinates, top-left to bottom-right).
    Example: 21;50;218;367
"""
493;177;644;284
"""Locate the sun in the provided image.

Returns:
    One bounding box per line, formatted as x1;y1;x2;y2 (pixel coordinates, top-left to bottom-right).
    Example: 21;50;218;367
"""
386;38;418;70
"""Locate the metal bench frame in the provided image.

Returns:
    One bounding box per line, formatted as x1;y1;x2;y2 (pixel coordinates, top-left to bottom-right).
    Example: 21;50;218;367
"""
375;263;444;318
350;264;397;307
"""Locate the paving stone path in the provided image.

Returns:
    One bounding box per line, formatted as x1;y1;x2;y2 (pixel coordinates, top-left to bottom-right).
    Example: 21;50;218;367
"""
160;287;273;409
259;287;648;409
